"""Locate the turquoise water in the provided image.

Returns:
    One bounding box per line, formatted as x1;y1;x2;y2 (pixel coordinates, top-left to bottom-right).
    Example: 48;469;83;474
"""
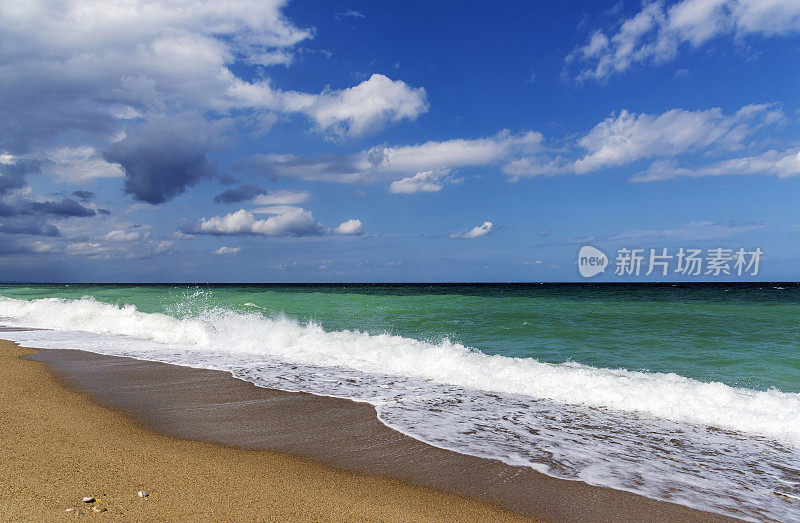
2;283;800;520
2;283;799;392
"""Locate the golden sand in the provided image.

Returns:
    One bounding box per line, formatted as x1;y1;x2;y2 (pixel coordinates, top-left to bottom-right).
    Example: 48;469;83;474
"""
0;340;530;522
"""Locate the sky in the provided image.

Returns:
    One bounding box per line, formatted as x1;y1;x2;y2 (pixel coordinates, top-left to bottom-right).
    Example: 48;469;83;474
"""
1;0;799;282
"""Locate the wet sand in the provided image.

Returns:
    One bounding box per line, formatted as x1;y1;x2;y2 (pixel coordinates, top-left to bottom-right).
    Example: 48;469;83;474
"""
1;338;734;521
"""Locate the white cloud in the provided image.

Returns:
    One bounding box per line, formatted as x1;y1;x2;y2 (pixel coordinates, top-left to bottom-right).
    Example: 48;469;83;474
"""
104;229;146;242
505;104;783;178
334;218;363;235
450;221;494;239
214;246;241;255
251;130;542;189
389;170;454;193
374;131;542;174
65;241;111;257
184;207;364;237
45;146;123;183
31;240;52;252
298;74;428;138
570;0;800;80
184;208;326;236
0;0;311;147
573;104;779;173
154;240;174;253
251;189;310;205
0;1;426;164
229;74;428;139
630;149;800;182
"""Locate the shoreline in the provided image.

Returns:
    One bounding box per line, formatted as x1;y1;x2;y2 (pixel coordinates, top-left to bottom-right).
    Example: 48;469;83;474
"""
1;338;734;521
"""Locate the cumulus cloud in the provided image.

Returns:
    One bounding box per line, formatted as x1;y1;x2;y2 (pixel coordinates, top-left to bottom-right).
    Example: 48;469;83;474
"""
214;246;242;255
389;170;459;193
505;103;783;178
183;207;363;237
182;208;326;237
228;73;428;139
0;0;311;154
0;0;427;206
104;229;146;242
450;221;494;239
103;114;217;204
569;0;800;80
334;219;363;235
298;74;428;138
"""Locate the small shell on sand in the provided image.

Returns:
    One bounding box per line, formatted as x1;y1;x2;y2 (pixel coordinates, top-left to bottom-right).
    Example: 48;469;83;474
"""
137;490;148;498
91;506;107;513
65;508;76;512
81;497;95;503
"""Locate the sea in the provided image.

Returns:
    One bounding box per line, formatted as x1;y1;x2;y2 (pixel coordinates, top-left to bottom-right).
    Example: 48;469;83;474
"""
0;283;798;521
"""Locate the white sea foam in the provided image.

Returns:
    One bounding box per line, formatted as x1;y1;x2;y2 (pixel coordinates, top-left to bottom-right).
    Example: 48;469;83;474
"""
2;295;799;447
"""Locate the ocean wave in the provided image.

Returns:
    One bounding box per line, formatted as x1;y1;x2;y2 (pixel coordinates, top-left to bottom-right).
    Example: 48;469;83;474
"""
2;295;799;448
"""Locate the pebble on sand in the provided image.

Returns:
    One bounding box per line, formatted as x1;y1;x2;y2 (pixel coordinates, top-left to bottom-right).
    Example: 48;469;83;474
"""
81;497;96;503
137;490;148;498
65;508;76;512
91;506;107;513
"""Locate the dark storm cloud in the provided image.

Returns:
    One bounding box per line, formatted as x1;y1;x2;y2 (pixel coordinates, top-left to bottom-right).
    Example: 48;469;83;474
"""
0;201;18;218
0;198;95;218
0;160;39;196
72;190;95;201
103;114;217;205
28;198;96;217
213;184;269;203
0;218;60;237
0;238;52;256
0;170;27;196
0;161;97;237
0;196;96;236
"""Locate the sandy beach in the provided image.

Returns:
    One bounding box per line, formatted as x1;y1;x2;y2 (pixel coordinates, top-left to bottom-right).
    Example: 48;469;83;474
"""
0;338;733;521
0;339;530;521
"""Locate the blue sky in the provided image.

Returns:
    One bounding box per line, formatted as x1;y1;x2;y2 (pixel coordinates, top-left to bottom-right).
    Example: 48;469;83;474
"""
1;0;799;282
